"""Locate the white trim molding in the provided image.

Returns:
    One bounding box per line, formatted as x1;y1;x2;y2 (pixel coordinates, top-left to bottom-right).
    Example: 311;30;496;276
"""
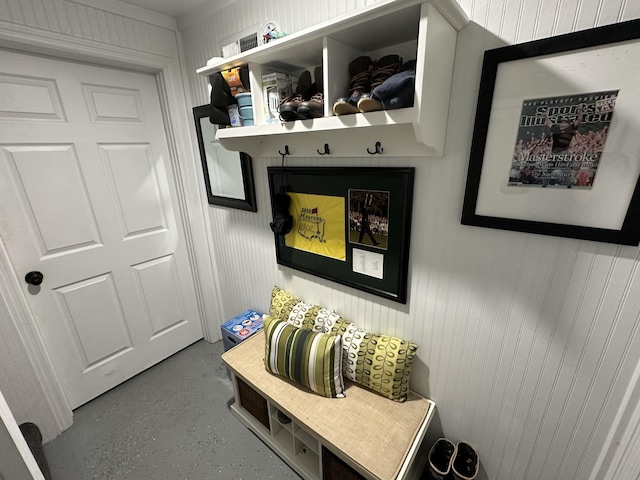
0;239;72;440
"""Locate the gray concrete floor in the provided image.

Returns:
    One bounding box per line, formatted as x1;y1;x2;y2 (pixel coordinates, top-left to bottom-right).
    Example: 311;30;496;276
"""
43;339;301;480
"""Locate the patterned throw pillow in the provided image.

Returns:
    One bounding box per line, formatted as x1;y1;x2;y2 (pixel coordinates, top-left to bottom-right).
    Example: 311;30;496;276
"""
269;286;299;319
263;315;345;398
345;332;418;403
270;286;342;333
287;302;341;333
325;319;418;402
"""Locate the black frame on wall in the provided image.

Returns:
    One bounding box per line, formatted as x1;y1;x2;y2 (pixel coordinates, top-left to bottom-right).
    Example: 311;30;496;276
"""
268;167;415;304
193;104;257;211
462;19;640;246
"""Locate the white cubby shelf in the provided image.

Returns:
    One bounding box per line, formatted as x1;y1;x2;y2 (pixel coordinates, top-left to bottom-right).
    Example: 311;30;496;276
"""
197;0;469;157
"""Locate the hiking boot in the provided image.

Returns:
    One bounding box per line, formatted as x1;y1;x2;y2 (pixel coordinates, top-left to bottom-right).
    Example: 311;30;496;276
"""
370;54;403;90
428;438;456;480
297;92;324;119
333;55;373;116
452;442;479;480
278;70;313;122
356;54;403;113
313;65;323;94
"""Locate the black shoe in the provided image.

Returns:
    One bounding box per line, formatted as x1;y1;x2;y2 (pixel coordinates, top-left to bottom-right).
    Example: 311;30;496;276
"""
428;438;456;480
452;442;478;480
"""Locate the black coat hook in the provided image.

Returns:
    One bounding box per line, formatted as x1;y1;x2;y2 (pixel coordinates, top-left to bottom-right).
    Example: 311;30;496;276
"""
278;145;290;156
367;141;383;155
317;143;331;155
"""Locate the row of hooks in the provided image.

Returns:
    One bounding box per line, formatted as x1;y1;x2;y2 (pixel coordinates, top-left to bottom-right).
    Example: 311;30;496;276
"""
278;141;383;156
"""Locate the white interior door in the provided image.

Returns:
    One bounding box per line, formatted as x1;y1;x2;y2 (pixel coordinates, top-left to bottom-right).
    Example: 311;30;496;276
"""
0;49;203;408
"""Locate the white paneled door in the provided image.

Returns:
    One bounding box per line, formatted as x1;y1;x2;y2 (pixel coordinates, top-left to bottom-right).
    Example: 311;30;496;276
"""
0;50;203;408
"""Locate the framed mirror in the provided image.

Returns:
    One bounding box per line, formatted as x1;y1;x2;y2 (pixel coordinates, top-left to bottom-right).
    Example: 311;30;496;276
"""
193;104;257;211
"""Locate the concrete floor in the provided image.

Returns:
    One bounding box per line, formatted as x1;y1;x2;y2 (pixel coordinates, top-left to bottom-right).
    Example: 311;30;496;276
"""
43;339;301;480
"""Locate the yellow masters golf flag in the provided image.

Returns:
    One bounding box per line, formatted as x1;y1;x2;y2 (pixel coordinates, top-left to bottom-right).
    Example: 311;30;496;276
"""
285;193;346;261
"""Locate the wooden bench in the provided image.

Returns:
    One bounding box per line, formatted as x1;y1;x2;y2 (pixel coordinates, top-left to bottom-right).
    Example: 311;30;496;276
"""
222;330;436;480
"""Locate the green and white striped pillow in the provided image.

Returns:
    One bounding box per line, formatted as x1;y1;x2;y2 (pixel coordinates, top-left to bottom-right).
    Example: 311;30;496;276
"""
263;315;345;398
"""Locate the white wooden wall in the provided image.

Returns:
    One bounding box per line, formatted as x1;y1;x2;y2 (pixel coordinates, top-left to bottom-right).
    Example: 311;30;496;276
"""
180;1;640;479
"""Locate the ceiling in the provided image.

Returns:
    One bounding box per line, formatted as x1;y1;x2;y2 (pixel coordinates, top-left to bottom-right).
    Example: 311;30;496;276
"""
117;0;211;18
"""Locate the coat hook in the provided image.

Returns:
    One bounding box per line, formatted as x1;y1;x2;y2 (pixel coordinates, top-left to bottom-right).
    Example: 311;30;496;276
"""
367;141;383;155
278;145;290;156
317;143;331;155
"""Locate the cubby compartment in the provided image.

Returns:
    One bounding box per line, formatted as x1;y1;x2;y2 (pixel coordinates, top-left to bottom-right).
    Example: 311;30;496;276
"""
322;2;421;118
197;0;468;157
295;436;320;477
267;403;320;478
236;377;270;430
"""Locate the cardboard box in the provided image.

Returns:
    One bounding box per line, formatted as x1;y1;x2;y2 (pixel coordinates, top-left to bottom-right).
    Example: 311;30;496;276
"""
262;72;294;124
220;309;265;351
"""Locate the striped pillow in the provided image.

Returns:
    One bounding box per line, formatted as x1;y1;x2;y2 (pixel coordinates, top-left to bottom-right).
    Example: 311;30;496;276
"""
263;315;345;398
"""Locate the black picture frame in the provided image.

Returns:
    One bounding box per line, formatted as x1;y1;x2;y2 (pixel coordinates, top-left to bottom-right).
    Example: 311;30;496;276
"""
462;19;640;246
268;167;414;304
193;105;257;211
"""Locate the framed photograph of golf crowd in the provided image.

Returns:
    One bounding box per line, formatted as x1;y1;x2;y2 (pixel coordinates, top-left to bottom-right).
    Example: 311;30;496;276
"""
462;19;640;246
267;167;414;303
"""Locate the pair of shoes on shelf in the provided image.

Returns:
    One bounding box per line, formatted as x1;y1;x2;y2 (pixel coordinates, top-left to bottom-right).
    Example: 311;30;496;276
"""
428;438;478;480
332;54;403;116
279;66;324;121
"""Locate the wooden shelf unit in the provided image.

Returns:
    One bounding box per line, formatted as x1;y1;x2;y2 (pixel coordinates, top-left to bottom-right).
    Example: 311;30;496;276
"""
197;0;469;157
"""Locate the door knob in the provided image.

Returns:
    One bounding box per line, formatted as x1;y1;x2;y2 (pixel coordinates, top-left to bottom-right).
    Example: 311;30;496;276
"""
25;271;44;286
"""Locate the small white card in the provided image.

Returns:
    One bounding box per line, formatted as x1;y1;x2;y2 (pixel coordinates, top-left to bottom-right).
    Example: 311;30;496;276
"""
352;248;384;279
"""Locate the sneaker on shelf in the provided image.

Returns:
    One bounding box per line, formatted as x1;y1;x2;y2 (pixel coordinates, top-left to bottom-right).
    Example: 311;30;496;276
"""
333;96;359;116
356;93;382;113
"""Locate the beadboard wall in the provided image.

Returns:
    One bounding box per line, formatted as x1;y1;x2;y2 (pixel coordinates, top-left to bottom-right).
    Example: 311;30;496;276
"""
180;1;640;479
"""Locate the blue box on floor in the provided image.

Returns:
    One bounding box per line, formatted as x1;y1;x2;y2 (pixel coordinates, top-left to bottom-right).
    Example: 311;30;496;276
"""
221;309;265;351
